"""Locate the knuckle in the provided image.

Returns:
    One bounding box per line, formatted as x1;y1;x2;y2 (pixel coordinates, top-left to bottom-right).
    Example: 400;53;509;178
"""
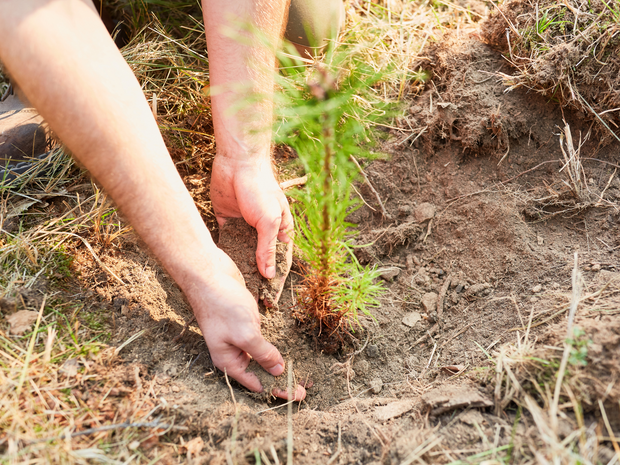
233;327;260;348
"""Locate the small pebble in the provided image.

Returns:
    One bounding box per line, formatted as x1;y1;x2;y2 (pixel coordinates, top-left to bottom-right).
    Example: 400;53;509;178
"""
366;344;379;358
369;378;383;394
380;267;401;281
421;292;438;313
592;264;601;272
532;284;542;293
354;360;370;375
402;312;421;328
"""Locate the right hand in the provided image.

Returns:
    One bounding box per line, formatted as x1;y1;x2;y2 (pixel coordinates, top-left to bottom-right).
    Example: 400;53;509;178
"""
187;248;306;400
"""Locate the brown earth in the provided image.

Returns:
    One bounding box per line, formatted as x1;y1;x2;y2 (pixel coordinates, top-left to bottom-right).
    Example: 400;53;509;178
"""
62;35;620;463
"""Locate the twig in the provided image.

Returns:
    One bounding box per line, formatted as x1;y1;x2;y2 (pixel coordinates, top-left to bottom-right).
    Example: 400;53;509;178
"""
351;183;377;212
412;323;439;346
280;175;308;191
437;274;452;328
501;160;560;184
224;368;238;411
350;155;389;218
326;422;342;465
412;150;421;193
440;323;472;349
45;231;125;285
595;168;616;207
172;315;196;343
352;333;371;356
599;400;620;458
256;400;296;415
27;420;187;444
420;342;437;379
287;360;294;465
423;218;433;243
270;445;281;465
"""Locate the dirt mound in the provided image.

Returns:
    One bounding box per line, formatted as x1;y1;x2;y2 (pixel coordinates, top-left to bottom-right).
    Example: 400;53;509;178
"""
408;36;549;156
481;0;620;141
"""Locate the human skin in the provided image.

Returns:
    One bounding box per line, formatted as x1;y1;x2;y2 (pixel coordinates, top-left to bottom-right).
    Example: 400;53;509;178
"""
0;0;304;400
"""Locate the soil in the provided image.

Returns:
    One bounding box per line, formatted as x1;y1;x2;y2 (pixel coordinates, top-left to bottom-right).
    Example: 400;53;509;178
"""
218;217;291;308
65;35;620;463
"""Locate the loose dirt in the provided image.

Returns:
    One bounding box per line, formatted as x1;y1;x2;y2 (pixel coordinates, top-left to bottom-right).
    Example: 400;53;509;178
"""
65;34;620;463
218;217;291;308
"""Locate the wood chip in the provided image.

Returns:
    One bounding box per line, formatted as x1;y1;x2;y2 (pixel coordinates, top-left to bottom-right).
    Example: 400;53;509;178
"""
422;386;493;416
375;400;415;421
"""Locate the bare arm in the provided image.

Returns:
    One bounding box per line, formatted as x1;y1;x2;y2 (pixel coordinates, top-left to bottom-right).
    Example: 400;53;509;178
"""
203;0;294;280
0;0;301;398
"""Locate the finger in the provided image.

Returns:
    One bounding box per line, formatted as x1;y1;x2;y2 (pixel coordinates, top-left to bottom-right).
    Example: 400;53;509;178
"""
272;384;307;401
277;201;294;244
236;334;285;377
212;347;263;392
263;239;292;308
255;213;280;279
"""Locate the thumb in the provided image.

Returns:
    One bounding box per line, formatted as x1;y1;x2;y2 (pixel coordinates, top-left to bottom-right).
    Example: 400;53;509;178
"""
255;214;280;279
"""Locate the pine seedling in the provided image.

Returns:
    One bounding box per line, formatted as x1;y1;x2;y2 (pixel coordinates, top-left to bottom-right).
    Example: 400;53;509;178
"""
274;48;387;344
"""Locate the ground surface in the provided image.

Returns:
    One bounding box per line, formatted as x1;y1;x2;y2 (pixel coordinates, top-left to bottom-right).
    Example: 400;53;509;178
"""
60;35;620;463
2;5;620;464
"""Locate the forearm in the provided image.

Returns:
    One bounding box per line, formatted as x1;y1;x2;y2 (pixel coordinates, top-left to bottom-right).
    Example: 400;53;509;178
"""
0;0;219;291
202;0;288;161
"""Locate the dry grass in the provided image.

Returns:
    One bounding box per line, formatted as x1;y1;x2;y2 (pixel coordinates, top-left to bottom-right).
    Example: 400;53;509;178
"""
482;0;620;143
0;296;184;462
476;256;620;464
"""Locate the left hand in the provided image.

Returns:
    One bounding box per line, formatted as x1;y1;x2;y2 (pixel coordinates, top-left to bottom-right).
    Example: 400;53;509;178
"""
210;155;293;279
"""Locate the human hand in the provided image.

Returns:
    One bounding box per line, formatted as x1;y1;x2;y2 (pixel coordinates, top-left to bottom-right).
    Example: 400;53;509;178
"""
188;248;305;400
210;155;293;279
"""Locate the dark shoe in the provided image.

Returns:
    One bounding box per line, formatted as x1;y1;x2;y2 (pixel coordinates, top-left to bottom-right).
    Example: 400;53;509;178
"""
0;84;53;181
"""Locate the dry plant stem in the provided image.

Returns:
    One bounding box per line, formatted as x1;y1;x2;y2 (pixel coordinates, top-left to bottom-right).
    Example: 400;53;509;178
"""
598;399;620;458
550;252;581;433
437;274;452;328
421;342;437;379
350;155;389;218
172;315;197;343
287;360;293;465
279;175;307;190
440;323;472;349
351;183;378;212
326;422;342;465
27;420;187;444
224;368;238;411
413;323;439;346
16;295;46;395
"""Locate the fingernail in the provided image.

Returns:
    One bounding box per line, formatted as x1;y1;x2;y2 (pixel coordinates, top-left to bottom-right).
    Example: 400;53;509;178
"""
268;363;284;376
266;266;275;279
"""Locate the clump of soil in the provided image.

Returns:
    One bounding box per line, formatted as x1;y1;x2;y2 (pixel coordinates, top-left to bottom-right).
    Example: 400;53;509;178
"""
218;217;291;307
409;36;536;156
481;0;620;137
